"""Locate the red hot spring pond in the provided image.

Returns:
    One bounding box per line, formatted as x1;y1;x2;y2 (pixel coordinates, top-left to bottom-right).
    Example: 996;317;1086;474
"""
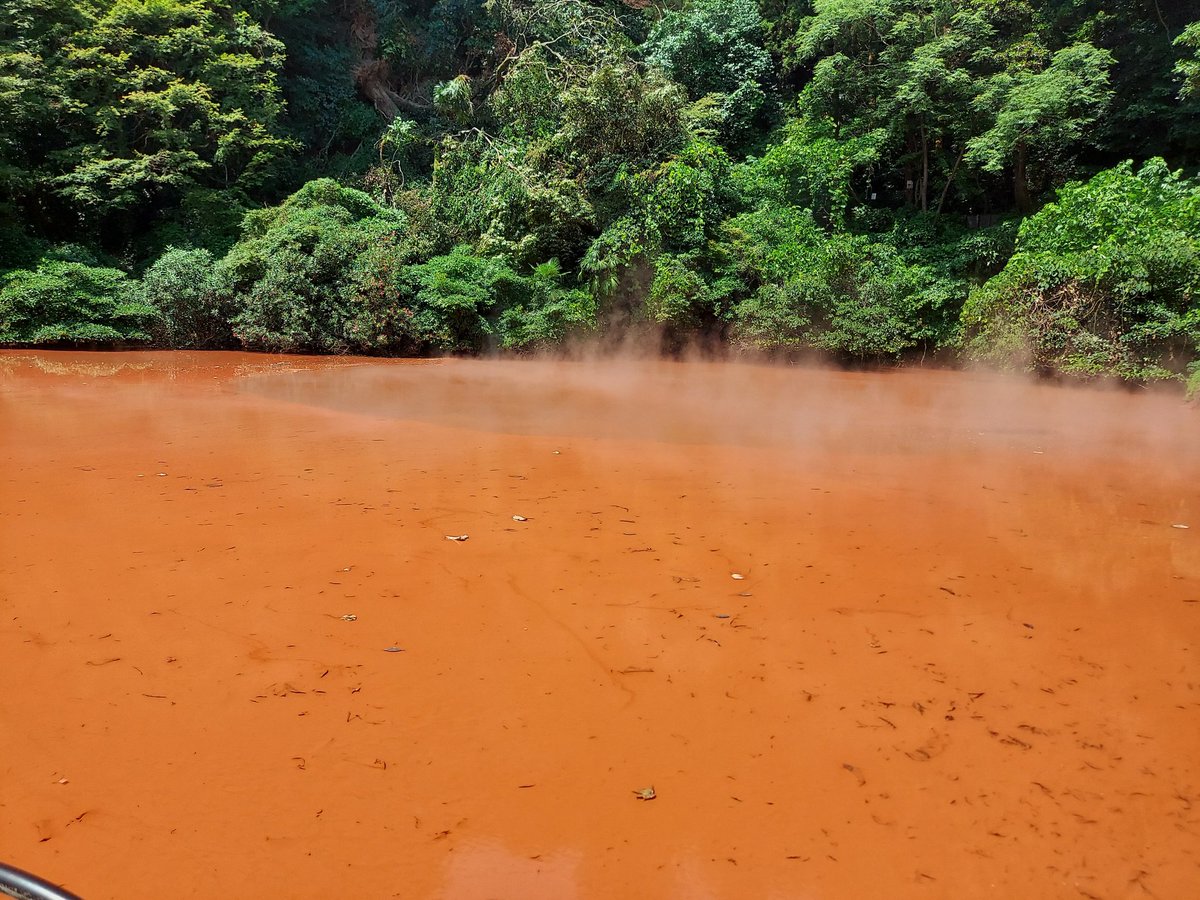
1;351;1198;899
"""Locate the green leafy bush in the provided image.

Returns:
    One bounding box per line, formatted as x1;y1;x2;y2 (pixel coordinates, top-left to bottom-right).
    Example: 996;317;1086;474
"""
495;259;596;350
136;248;232;348
962;159;1200;381
645;253;712;328
395;246;506;352
559;60;690;191
1178;23;1200;99
1;259;157;344
636;139;736;252
723;207;965;358
337;237;429;355
219;179;408;353
429;136;595;268
734;116;885;226
399;247;595;352
433;75;474;124
816;241;960;358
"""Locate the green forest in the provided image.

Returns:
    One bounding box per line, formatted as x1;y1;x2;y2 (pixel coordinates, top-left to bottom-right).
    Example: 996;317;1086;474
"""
2;0;1199;389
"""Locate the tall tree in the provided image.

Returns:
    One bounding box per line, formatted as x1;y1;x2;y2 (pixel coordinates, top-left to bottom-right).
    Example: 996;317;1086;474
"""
643;0;776;151
1178;21;1200;99
968;42;1113;213
1;0;295;249
786;0;1041;214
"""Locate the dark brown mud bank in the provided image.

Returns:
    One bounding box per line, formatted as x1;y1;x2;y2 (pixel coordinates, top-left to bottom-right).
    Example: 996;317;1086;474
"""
2;351;1198;899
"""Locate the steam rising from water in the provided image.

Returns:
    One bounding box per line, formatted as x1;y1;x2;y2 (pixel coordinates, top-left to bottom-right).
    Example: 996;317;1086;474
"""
235;355;1198;465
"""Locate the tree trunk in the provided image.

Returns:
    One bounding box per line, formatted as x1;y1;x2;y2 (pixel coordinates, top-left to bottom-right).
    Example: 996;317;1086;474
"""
1013;139;1033;214
920;125;929;212
904;130;917;207
936;146;965;215
349;0;416;122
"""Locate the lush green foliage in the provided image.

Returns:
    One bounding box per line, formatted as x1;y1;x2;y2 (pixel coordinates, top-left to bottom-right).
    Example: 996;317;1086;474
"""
2;0;1198;389
716;203;990;359
200;180;593;355
963;159;1200;380
1;0;294;252
644;0;775;150
400;249;595;352
136;248;231;348
1179;23;1200;100
218;179;409;353
0;256;157;343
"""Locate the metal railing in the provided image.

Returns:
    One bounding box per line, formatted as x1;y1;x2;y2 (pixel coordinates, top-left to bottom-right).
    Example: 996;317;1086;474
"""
0;862;82;900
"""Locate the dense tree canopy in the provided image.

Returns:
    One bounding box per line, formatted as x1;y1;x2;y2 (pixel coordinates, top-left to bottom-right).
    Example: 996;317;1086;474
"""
1;0;294;253
2;0;1198;391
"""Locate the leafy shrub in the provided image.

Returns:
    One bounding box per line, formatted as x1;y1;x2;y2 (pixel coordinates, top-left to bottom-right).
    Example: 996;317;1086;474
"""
734;116;885;226
338;238;428;354
816;242;960;357
433;75;474;124
495;260;596;350
395;246;505;352
218;179;408;352
962;159;1200;381
430;137;595;269
645;253;713;328
398;248;595;352
575;140;736;333
726;215;963;358
0;259;157;344
136;248;233;348
490;51;562;146
559;60;690;188
1178;23;1200;100
635;139;736;252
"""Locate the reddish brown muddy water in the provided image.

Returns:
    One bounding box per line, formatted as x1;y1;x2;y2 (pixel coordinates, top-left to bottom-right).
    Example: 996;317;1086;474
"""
2;351;1198;900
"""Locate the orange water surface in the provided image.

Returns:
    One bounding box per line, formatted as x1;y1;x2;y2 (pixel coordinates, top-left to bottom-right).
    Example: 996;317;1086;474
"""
1;351;1198;899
